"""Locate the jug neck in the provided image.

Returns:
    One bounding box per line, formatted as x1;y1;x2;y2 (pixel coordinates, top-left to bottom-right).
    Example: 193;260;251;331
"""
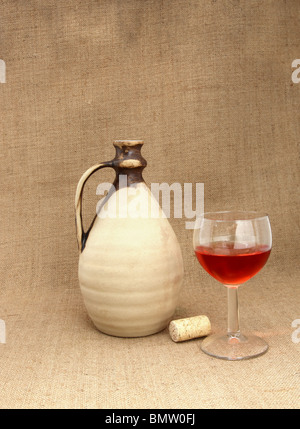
112;140;147;188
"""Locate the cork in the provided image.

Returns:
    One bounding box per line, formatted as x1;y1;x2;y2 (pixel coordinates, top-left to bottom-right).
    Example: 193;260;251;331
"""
169;315;211;342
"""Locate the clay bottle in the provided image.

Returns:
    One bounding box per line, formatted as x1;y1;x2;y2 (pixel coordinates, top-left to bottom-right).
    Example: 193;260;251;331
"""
75;140;184;337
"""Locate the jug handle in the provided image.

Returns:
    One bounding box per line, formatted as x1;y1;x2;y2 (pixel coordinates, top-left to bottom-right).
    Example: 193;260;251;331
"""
75;161;113;252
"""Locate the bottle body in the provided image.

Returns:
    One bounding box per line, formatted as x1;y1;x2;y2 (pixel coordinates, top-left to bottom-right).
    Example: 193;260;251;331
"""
78;182;184;337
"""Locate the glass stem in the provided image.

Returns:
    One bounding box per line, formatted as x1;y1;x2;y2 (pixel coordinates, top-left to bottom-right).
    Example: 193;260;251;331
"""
227;286;240;337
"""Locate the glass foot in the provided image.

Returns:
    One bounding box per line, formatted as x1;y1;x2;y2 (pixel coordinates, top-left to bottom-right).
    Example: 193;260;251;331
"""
200;333;269;361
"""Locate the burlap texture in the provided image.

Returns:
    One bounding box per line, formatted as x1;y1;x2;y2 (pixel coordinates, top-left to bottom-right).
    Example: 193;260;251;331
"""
0;0;299;409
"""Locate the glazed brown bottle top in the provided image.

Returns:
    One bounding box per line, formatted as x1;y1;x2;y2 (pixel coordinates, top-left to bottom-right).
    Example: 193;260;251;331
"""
113;139;144;148
112;140;147;188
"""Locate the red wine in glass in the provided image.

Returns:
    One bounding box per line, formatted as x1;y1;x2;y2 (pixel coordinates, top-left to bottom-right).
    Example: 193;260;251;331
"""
195;242;271;285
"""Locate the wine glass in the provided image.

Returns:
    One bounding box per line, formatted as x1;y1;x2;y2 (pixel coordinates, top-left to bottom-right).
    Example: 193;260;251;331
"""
193;211;272;360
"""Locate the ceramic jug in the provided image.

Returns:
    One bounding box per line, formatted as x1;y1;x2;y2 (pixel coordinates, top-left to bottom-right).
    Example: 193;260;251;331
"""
75;140;184;337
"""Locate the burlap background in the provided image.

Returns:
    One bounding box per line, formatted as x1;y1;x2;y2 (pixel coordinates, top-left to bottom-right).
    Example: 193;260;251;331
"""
0;0;299;409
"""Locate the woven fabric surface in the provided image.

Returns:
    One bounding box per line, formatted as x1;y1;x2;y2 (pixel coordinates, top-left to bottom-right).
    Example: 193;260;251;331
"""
0;0;299;408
